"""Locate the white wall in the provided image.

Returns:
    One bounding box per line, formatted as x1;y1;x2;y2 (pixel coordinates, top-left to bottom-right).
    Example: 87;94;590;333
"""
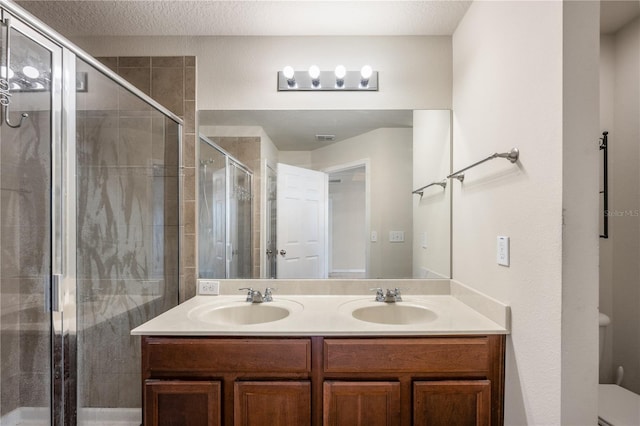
412;110;451;279
453;1;599;424
72;35;453;110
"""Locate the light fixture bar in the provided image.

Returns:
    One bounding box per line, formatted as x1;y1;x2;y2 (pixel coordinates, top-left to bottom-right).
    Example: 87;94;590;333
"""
277;70;378;91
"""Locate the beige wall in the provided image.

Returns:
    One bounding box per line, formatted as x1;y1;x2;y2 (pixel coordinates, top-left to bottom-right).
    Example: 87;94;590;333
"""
412;110;451;279
73;36;453;111
599;16;640;393
310;128;413;279
453;1;600;424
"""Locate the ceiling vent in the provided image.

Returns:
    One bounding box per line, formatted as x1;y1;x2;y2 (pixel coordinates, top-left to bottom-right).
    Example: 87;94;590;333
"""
315;134;336;142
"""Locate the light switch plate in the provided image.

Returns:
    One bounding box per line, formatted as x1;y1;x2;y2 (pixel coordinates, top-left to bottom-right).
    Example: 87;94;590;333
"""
497;236;510;266
371;230;378;242
198;279;220;295
421;232;428;249
389;231;405;243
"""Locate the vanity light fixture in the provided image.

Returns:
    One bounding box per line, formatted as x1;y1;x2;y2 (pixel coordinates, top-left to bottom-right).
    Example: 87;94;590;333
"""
277;65;378;91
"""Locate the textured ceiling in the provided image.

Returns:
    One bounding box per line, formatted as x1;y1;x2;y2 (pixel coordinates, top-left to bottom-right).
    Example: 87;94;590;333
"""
16;0;472;37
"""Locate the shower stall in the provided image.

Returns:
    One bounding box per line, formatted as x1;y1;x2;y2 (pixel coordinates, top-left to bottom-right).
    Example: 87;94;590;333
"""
198;136;252;279
0;2;181;425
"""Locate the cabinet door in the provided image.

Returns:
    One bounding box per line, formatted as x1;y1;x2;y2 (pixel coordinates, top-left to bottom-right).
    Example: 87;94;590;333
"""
144;380;221;426
413;380;491;426
234;381;311;426
323;381;401;426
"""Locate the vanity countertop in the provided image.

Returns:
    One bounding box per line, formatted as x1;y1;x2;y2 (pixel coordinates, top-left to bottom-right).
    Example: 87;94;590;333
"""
132;281;510;336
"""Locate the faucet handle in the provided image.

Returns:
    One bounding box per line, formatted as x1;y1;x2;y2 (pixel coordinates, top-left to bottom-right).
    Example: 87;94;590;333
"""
370;288;385;302
238;287;254;302
264;287;276;302
393;288;402;302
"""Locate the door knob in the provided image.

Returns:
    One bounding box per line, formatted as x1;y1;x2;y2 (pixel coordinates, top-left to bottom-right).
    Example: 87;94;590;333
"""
279;249;287;256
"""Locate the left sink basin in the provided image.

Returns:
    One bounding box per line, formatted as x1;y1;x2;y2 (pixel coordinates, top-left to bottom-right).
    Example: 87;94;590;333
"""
188;300;303;326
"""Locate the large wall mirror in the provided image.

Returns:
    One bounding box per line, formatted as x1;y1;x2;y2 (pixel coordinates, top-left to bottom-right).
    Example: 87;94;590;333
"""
198;109;451;280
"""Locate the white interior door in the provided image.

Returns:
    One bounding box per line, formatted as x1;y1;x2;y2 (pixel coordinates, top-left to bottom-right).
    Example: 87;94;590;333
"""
276;163;328;278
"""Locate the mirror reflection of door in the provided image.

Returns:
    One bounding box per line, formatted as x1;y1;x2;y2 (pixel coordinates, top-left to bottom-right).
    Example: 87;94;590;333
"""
328;165;367;278
276;163;328;278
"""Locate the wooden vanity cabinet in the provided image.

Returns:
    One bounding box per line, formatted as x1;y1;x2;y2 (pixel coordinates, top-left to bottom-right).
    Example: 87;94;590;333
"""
320;336;504;426
141;337;312;425
141;335;505;426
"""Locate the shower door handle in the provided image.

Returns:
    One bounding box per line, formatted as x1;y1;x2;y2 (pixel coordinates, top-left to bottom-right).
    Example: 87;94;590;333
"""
46;274;63;313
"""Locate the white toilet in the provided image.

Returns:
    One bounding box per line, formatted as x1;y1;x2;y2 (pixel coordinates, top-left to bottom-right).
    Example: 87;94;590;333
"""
598;312;640;426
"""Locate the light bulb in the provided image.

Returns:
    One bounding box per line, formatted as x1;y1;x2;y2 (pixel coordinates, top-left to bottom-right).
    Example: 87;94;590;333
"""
283;65;296;88
360;65;373;87
1;66;13;79
22;65;40;79
334;65;346;79
360;65;373;79
308;65;320;79
283;66;294;80
309;65;321;88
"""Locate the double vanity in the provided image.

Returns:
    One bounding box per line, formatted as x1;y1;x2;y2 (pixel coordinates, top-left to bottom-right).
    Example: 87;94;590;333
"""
132;280;509;426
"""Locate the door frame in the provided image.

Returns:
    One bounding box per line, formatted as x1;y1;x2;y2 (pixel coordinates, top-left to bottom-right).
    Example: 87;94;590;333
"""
322;159;371;279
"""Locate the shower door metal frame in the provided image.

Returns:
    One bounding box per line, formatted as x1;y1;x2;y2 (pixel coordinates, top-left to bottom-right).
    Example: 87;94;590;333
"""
0;9;76;425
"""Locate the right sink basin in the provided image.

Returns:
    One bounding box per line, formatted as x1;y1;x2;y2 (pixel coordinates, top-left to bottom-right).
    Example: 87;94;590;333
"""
350;303;438;325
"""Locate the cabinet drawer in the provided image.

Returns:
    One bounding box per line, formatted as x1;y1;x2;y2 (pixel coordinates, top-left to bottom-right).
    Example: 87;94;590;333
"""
144;337;311;377
324;337;490;374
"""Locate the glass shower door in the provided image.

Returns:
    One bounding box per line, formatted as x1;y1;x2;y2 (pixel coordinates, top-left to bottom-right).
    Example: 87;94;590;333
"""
0;14;63;426
228;160;252;279
199;140;227;279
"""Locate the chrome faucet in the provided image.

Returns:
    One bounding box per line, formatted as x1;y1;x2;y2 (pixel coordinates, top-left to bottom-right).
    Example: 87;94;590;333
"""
239;287;275;303
370;287;402;303
239;287;264;303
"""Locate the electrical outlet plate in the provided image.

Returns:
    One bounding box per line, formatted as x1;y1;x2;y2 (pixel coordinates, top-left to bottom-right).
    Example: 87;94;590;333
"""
198;279;220;295
371;230;378;242
497;236;510;266
389;231;405;243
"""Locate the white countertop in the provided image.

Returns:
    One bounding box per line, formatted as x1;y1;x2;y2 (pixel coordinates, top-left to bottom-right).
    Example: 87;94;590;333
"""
131;291;509;336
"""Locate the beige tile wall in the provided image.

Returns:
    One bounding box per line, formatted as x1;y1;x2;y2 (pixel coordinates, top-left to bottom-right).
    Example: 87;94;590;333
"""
98;56;198;300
